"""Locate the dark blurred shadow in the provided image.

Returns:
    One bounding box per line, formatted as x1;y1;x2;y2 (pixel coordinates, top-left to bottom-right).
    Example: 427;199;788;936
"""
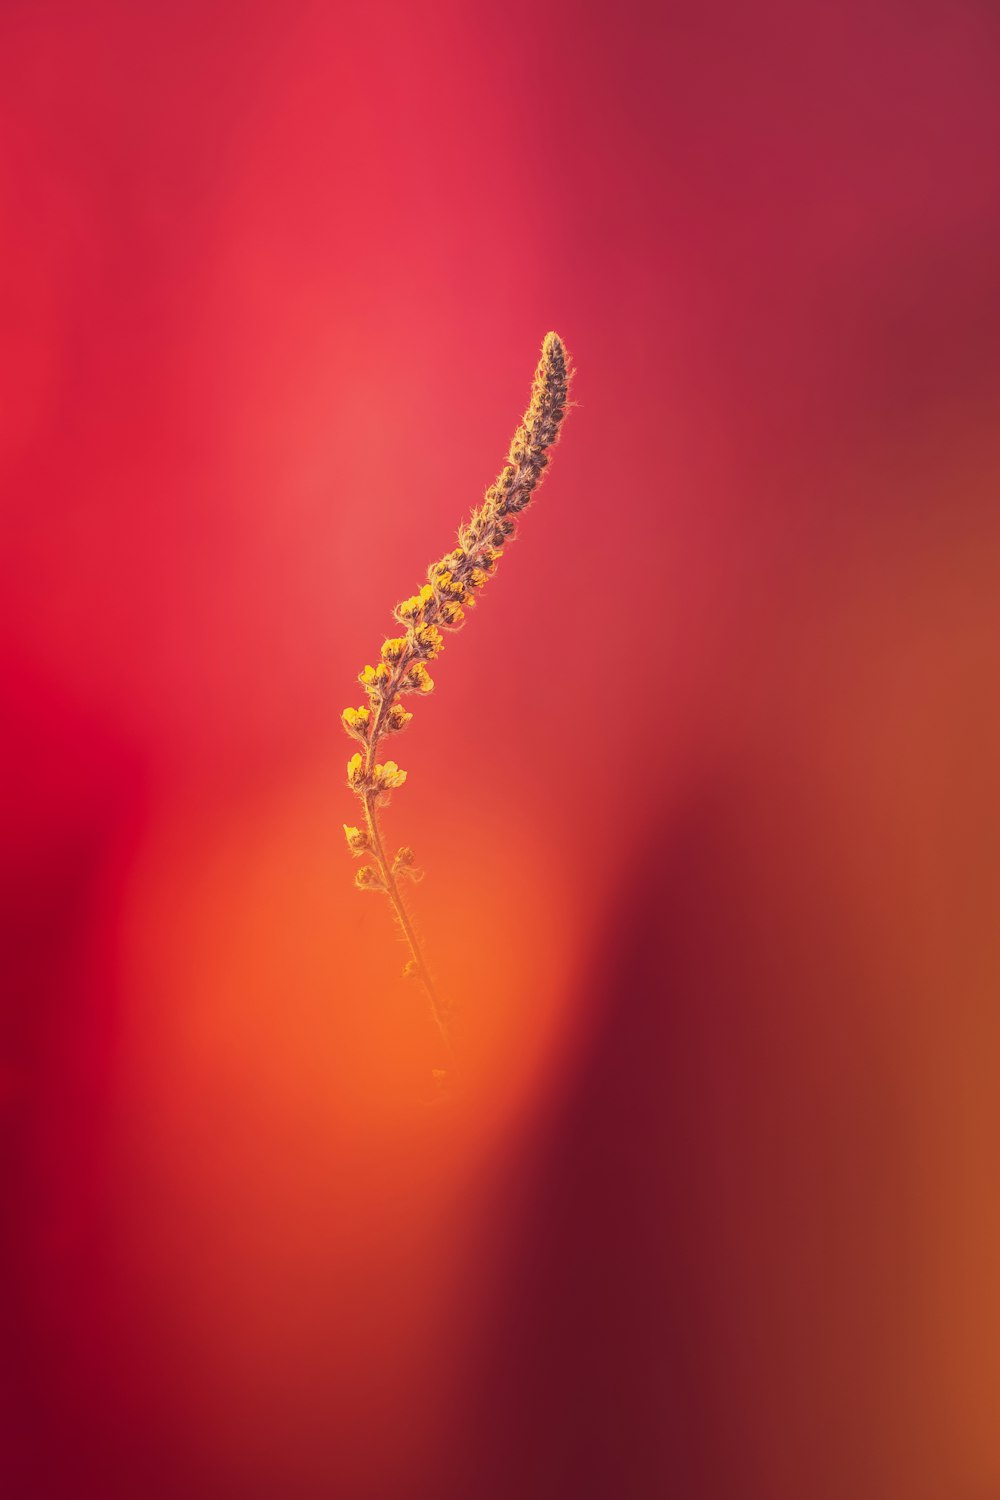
444;760;931;1500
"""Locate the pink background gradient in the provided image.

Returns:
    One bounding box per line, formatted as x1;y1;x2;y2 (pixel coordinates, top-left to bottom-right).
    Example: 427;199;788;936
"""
3;1;1000;1495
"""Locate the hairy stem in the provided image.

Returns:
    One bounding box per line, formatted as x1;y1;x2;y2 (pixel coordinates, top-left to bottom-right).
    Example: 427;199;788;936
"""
361;790;452;1053
362;684;452;1053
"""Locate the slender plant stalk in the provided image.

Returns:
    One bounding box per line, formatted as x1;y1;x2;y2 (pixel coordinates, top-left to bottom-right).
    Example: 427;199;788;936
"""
360;780;451;1054
342;332;573;1065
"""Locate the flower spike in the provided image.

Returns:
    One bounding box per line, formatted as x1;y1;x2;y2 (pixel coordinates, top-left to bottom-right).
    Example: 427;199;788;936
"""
342;332;574;1065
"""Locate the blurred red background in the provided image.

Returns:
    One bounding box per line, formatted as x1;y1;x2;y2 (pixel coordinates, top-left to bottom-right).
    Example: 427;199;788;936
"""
3;0;999;1495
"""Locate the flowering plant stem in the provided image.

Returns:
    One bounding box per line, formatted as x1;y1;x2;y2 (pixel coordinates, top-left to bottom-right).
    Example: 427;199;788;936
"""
360;768;452;1054
342;332;573;1070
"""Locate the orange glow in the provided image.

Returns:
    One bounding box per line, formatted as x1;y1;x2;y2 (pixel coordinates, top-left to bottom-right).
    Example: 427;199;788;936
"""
3;1;1000;1496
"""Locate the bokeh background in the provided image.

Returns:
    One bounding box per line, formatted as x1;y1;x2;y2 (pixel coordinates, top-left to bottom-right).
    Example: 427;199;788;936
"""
3;0;1000;1495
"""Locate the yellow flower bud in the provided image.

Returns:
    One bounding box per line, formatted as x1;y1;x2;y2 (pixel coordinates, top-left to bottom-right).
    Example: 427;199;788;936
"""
385;703;413;733
449;583;470;603
438;601;465;628
413;623;444;658
380;636;408;663
374;760;407;790
430;566;468;601
392;845;422;881
395;584;435;622
343;824;369;855
346;753;366;788
341;705;371;740
403;662;434;694
359;662;392;693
